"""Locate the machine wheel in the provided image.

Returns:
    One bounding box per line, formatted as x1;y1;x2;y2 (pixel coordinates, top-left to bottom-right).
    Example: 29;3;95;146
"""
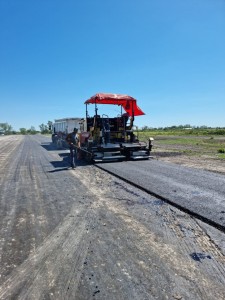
85;152;93;164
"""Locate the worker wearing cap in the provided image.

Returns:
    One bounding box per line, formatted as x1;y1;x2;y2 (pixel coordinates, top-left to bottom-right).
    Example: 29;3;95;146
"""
66;128;80;169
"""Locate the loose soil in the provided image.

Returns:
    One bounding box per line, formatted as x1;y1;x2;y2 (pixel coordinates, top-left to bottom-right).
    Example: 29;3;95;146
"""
151;136;225;174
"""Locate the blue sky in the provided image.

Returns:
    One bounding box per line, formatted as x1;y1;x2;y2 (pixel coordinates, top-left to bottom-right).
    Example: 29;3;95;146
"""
0;0;225;130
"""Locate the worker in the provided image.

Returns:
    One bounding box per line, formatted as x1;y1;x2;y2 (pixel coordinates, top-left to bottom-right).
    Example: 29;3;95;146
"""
66;128;80;169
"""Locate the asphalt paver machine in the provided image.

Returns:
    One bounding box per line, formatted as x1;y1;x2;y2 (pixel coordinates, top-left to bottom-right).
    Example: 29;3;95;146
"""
78;93;152;163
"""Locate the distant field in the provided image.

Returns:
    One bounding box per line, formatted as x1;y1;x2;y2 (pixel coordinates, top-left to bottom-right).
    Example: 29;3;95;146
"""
138;130;225;160
138;128;225;137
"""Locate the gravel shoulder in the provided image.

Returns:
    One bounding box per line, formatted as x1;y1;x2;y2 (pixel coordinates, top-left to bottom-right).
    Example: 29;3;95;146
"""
154;153;225;175
0;135;225;299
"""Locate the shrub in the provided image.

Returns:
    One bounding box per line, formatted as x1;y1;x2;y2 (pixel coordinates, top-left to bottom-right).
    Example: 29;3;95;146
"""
218;148;225;153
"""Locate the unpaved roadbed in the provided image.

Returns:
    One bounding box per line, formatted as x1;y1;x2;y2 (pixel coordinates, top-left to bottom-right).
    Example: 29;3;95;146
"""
0;135;225;299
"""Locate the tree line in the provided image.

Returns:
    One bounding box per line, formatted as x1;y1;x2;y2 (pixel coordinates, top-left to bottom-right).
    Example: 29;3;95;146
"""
0;121;53;135
140;125;225;135
1;122;225;135
140;124;225;131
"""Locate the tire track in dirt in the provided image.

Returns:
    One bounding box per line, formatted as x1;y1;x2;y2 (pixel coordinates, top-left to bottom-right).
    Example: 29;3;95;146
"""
0;136;26;275
0;136;100;299
0;205;95;299
0;136;24;182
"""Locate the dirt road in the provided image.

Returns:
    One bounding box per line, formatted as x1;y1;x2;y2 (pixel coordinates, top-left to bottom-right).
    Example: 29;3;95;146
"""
0;135;225;299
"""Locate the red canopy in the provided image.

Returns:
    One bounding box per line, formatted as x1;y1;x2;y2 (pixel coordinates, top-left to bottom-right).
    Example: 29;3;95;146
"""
85;93;145;117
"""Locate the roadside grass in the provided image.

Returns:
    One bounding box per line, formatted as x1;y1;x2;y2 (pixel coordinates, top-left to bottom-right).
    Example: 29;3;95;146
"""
138;128;225;136
137;131;225;160
151;138;201;145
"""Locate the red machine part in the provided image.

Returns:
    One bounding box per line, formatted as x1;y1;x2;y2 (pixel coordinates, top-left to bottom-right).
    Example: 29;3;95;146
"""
85;93;145;117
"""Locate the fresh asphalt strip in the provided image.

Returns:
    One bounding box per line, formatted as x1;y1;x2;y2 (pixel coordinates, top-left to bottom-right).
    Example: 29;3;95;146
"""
96;160;225;233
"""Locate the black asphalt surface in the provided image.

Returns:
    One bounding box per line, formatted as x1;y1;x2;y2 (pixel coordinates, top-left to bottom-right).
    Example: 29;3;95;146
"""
98;160;225;230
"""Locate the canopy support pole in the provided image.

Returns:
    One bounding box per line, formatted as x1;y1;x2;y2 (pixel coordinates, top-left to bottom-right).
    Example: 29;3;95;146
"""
86;104;88;118
95;101;98;116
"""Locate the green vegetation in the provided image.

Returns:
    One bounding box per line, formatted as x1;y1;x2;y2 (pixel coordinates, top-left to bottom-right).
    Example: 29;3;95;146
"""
0;121;53;135
39;122;52;134
218;148;225;153
0;123;15;135
137;126;225;161
139;125;225;136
